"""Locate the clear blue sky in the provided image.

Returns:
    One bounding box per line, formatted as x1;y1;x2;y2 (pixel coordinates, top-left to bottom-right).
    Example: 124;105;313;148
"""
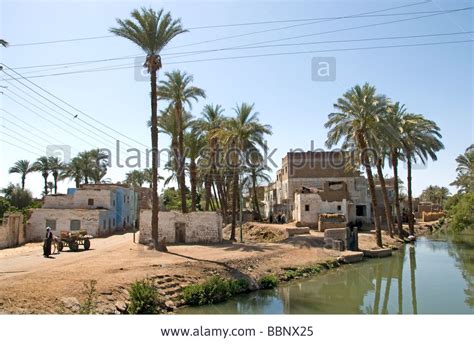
1;0;473;198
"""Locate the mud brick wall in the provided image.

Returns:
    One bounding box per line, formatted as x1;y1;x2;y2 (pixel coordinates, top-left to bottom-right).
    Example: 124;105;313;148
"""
139;211;222;244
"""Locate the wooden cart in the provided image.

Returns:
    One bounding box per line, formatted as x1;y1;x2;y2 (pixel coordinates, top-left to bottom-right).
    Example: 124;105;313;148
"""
58;230;92;252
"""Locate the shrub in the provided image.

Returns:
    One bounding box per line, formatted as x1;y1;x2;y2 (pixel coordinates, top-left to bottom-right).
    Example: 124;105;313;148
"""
79;280;98;314
127;279;161;314
446;192;474;233
259;274;278;289
182;276;250;306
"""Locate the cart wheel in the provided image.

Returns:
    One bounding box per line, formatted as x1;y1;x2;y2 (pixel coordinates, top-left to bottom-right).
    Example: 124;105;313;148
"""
69;241;79;252
83;239;91;250
58;241;64;252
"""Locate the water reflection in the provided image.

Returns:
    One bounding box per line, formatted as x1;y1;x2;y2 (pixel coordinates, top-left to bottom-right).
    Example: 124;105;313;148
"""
179;234;473;314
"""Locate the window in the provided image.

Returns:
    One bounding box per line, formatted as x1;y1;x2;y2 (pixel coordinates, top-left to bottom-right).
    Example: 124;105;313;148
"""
337;205;341;211
124;196;126;203
113;218;115;227
88;198;94;206
356;205;367;217
305;204;310;212
46;219;56;230
70;220;81;231
113;199;116;207
103;220;106;229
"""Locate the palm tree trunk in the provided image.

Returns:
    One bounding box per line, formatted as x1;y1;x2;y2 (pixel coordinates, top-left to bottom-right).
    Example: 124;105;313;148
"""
252;171;262;221
230;167;238;241
176;103;187;214
21;174;26;190
407;156;415;236
204;174;211;211
150;66;160;251
376;159;394;238
53;173;59;194
212;182;220;210
43;173;48;196
357;133;382;247
391;150;403;236
190;160;197;212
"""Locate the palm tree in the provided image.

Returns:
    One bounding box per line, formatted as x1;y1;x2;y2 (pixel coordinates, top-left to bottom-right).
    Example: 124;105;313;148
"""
8;160;34;190
33;156;51;196
185;128;207;211
195;104;227;212
419;185;450;205
244;156;271;221
217;103;272;240
400;114;444;235
60;157;84;188
157;70;206;213
77;149;108;184
451;145;474;193
143;168;153;188
49;156;64;194
386;102;407;236
110;7;187;250
125;170;146;188
325;83;388;247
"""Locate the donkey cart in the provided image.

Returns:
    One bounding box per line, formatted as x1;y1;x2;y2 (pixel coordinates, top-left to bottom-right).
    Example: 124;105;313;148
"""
58;230;92;252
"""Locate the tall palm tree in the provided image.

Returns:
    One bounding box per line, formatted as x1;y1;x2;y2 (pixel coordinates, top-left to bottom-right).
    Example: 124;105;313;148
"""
185;127;207;211
386;102;407;236
217;103;272;240
111;7;187;250
157;70;206;213
243;155;271;221
325;83;388;247
195;104;227;212
152;105;194;189
400;114;444;235
49;156;64;194
8;159;34;190
77;149;108;184
33;156;51;196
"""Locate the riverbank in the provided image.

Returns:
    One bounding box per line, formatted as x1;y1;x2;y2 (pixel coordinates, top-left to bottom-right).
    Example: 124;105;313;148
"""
0;228;403;314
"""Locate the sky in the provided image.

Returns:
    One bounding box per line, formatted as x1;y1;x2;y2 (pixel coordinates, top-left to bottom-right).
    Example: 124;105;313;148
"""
0;0;473;198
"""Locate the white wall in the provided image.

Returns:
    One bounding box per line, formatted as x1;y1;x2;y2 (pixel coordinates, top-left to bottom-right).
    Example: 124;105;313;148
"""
139;211;222;244
26;209;108;241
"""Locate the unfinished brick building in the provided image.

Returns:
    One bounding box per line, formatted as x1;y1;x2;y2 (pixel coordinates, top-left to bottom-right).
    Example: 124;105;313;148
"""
263;151;371;226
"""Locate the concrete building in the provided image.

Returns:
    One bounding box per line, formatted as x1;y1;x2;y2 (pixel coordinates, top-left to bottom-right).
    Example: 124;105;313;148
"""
139;210;222;244
263;151;371;224
27;184;138;240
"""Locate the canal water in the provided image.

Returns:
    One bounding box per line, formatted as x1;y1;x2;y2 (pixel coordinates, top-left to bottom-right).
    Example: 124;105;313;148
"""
179;233;473;314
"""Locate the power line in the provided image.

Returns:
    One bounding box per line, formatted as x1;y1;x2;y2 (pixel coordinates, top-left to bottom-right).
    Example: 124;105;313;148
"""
0;64;150;150
1;124;47;149
2;79;133;157
165;1;434;51
1;109;51;139
2;39;472;80
10;31;473;73
0;135;46;157
224;6;474;49
2;91;98;149
7;1;432;47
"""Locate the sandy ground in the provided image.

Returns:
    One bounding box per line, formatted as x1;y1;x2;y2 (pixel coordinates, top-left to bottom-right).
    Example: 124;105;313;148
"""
0;225;402;314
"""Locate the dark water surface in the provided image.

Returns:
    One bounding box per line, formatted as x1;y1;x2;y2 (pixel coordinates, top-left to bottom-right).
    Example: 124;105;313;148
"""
179;234;474;314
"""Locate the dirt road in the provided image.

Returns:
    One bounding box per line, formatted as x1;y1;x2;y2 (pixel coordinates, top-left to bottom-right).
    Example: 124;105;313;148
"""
0;229;397;313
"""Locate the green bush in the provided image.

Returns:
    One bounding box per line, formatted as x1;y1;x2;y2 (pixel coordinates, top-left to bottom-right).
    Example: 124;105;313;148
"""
259;274;278;289
446;192;474;233
182;276;250;306
79;280;98;314
127;279;161;314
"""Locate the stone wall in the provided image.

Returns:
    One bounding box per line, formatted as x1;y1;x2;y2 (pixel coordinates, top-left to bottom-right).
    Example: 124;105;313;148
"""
0;213;25;249
26;209;108;241
422;211;445;222
139;211;222;244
